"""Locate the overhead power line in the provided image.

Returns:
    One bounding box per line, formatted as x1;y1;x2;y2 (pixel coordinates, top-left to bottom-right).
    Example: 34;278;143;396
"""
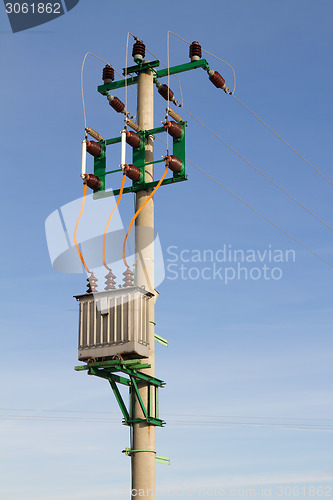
154;134;333;269
147;37;332;233
188;158;333;269
168;31;332;187
1;409;333;431
181;106;333;233
231;94;333;187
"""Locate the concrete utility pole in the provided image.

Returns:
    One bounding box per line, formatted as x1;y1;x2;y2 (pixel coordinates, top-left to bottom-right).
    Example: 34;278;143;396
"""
132;65;156;498
75;40;197;499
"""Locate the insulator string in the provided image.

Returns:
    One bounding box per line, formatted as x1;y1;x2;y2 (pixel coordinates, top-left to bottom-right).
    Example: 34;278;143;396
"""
181;106;333;233
231;94;333;186
155;134;333;269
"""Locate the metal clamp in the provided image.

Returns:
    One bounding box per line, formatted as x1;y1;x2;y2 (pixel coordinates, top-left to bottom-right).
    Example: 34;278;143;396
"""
122;448;170;465
122;448;156;456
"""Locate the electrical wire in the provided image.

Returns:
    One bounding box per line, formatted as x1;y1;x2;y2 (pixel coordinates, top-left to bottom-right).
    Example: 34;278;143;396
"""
167;32;170;155
181;106;333;233
81;52;115;133
155;135;333;269
81;51;137;134
167;31;332;188
122;166;169;268
125;32;130;124
102;173;126;271
73;183;91;274
231;94;333;186
3;408;333;422
188;158;333;269
1;412;333;431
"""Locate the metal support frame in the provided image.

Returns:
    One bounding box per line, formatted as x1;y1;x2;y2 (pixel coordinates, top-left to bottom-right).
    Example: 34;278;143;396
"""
77;57;211;488
75;359;165;427
97;59;210;94
91;122;187;199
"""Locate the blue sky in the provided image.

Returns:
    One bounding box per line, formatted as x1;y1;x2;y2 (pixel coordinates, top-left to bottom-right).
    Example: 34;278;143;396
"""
1;1;333;499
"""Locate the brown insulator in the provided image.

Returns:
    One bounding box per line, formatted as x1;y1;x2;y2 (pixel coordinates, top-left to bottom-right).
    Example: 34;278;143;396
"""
102;64;114;84
125;164;141;182
85;174;101;191
158;84;174;101
123;267;134;287
109;96;125;113
189;41;202;61
86;140;102;157
126;130;141;149
87;273;98;293
209;70;226;89
105;269;116;290
164;120;183;139
165;155;182;174
132;40;145;62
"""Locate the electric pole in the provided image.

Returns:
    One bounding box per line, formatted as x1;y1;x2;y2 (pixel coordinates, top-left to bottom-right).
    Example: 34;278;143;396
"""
132;66;156;497
74;37;218;500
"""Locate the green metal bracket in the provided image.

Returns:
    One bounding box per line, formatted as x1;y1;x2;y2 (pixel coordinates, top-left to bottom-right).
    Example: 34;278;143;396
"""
109;377;130;423
154;334;168;347
122;448;156;456
123;60;160;76
91;122;187;199
155;455;170;465
155;59;210;79
97;59;210;94
122;448;170;465
75;359;165;427
130;122;186;193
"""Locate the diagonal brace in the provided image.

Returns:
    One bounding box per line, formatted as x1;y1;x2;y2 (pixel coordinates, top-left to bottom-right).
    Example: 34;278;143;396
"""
108;377;130;424
130;376;148;419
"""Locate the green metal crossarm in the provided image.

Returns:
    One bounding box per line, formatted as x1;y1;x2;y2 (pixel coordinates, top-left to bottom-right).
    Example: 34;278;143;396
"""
94;175;187;199
105;136;121;146
105;168;122;175
76;360;165;387
98;59;210;94
140;125;165;137
98;77;139;94
88;368;130;387
117;366;165;387
101;126;167;148
144;159;166;166
128;417;165;427
123;60;160;76
92;121;186;199
74;358;147;370
155;59;210;79
127;363;151;370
